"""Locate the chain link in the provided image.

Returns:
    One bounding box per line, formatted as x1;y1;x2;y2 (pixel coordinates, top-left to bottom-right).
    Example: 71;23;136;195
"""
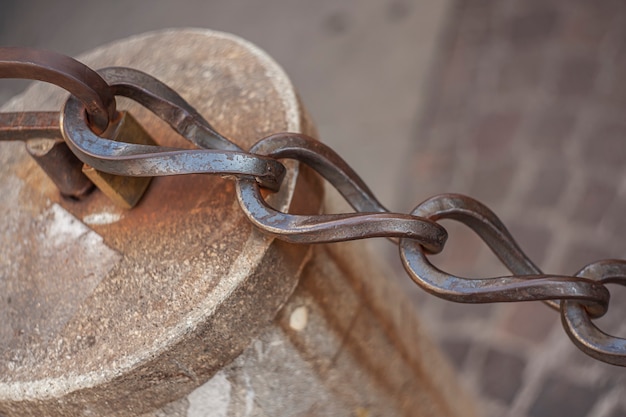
61;71;286;191
1;48;625;366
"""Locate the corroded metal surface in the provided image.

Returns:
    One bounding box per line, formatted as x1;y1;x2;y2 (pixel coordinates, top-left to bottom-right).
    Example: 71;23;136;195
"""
0;111;94;199
0;111;61;141
0;47;116;133
235;132;447;251
0;29;318;416
401;194;610;316
25;137;94;198
61;67;287;192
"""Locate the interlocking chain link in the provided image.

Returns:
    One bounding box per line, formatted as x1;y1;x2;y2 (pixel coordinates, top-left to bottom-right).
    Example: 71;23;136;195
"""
1;48;625;366
0;47;115;134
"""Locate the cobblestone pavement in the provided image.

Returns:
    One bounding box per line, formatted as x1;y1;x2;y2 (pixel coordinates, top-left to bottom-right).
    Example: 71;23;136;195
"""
392;1;626;416
2;0;626;416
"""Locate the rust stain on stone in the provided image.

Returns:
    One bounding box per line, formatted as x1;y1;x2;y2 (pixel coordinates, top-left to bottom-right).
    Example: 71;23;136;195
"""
0;29;320;417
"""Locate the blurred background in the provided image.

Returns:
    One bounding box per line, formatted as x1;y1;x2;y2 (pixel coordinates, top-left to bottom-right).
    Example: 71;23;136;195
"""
2;0;626;416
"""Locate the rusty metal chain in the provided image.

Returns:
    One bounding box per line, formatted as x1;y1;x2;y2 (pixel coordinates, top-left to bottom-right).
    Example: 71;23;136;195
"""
0;47;116;134
1;48;625;367
62;67;286;192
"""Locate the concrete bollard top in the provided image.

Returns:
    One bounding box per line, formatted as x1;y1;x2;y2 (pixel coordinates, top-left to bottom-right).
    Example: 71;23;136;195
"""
0;28;319;416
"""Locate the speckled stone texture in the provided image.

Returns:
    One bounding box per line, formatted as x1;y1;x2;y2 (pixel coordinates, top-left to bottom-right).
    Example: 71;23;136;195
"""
0;29;317;416
0;29;474;416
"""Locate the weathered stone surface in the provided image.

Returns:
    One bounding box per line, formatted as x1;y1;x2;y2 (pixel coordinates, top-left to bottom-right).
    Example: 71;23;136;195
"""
147;236;477;417
0;29;317;416
0;29;473;417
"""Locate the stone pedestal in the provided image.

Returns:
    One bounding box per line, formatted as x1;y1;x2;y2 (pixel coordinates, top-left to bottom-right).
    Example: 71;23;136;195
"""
0;29;475;417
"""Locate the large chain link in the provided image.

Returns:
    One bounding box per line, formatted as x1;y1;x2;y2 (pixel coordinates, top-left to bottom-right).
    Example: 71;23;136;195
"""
1;48;625;366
